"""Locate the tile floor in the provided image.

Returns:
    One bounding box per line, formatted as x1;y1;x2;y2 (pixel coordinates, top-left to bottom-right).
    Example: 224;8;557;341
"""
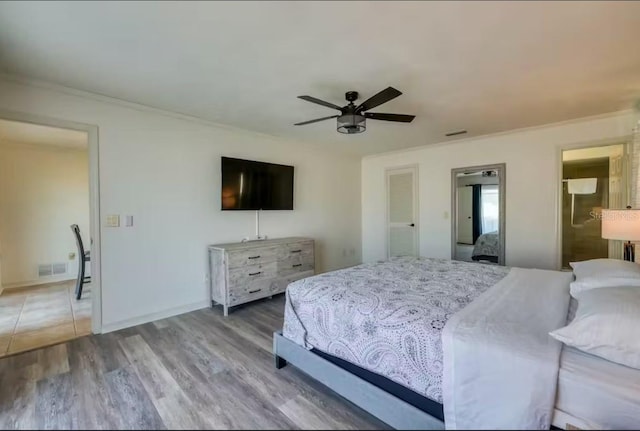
0;280;91;357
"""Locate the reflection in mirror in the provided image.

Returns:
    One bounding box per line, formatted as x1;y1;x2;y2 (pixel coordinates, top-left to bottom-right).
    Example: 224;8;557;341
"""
561;144;627;267
451;164;506;265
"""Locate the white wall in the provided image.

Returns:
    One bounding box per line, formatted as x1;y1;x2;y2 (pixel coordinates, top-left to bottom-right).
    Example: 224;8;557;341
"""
362;111;636;270
0;141;89;287
0;78;362;331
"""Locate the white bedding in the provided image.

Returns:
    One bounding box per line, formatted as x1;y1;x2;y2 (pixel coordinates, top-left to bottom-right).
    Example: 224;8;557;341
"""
552;346;640;430
442;267;573;430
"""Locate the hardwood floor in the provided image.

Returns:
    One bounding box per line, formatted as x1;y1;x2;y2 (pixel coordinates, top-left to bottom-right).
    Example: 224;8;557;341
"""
0;295;388;430
0;280;92;357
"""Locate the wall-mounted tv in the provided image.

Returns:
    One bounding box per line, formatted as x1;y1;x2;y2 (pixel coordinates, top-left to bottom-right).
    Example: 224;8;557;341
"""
221;157;294;210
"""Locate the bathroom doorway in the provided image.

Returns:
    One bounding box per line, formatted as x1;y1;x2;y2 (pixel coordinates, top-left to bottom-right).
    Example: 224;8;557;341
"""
561;144;627;268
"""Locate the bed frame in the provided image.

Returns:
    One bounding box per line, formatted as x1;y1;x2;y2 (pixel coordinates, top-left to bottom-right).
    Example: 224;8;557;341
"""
273;331;445;430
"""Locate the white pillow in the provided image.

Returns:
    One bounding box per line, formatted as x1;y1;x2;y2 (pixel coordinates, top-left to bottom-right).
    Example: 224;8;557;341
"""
550;286;640;369
569;258;640;296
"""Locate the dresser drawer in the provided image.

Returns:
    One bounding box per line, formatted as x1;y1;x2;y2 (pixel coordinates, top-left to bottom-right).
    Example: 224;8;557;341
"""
278;241;314;260
277;255;314;277
227;246;278;268
228;262;277;288
228;279;276;305
262;270;315;297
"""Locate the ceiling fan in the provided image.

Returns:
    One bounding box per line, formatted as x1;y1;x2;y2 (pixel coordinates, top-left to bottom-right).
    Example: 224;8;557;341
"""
294;87;415;134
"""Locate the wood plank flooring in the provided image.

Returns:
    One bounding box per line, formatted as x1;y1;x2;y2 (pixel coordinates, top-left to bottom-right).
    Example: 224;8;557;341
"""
0;295;388;430
0;281;92;357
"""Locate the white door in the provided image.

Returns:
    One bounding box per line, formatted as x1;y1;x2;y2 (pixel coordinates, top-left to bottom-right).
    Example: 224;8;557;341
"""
457;186;474;244
387;167;418;258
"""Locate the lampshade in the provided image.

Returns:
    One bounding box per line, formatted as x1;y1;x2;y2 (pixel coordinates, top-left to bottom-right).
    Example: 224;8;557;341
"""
337;114;366;134
601;209;640;241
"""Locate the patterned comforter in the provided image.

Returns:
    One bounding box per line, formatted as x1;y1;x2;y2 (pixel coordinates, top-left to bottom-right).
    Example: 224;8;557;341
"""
283;257;510;403
472;232;499;262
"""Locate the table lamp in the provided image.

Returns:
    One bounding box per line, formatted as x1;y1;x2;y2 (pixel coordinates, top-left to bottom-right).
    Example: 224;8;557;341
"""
601;208;640;262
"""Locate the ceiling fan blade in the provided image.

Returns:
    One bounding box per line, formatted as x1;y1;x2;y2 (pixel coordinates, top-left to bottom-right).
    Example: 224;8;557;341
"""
294;115;340;126
298;95;343;111
356;87;402;112
364;112;415;123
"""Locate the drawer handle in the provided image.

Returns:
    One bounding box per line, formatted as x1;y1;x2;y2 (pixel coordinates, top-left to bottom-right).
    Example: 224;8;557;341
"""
248;288;262;294
292;264;302;268
249;271;262;276
248;255;261;259
291;249;302;253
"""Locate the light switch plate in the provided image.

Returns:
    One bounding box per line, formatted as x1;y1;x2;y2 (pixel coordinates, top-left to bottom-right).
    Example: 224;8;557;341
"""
106;214;120;227
125;215;134;227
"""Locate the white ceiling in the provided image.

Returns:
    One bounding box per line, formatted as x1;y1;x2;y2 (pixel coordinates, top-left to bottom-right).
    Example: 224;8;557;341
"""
0;1;639;156
0;118;88;149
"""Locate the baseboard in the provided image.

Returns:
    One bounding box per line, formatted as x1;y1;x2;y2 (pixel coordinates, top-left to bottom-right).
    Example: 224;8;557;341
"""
2;277;76;290
100;300;210;334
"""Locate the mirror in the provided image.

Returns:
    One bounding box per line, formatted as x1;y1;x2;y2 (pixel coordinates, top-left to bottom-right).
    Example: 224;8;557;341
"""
451;163;506;265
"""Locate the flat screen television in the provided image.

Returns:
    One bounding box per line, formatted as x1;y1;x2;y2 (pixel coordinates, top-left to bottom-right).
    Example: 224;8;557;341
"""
221;157;294;210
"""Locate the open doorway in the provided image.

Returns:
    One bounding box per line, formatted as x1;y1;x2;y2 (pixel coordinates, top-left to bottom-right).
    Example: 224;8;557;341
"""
561;143;627;268
0;118;93;356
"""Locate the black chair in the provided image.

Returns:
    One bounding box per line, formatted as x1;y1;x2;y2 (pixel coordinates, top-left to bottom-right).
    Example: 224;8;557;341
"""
71;224;91;300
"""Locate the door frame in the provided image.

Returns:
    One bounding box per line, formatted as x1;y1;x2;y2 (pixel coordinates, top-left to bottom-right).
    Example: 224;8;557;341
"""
0;108;102;334
456;185;474;245
385;164;419;259
556;137;632;270
451;163;506;265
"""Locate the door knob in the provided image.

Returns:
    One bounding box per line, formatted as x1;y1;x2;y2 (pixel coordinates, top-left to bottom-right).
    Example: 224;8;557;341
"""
409;223;415;227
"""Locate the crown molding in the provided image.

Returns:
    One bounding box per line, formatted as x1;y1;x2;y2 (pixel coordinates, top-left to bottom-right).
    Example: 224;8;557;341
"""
0;72;357;157
3;72;633;162
363;108;636;160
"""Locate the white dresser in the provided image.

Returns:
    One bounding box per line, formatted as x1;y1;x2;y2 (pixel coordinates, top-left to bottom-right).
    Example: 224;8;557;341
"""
208;237;315;316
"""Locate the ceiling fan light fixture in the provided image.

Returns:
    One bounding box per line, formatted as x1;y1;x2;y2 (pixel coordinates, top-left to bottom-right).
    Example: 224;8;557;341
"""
296;87;413;133
337;114;366;134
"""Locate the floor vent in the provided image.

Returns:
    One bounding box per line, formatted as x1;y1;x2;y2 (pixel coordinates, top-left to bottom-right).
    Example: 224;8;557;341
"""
38;263;68;277
38;264;53;277
52;263;68;275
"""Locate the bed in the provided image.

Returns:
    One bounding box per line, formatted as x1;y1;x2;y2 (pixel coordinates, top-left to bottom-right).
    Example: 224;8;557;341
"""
281;257;509;404
471;231;499;263
552;346;640;430
274;256;639;429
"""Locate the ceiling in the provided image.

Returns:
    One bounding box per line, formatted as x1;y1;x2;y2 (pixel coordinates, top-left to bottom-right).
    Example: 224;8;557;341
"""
0;1;639;156
0;119;88;149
